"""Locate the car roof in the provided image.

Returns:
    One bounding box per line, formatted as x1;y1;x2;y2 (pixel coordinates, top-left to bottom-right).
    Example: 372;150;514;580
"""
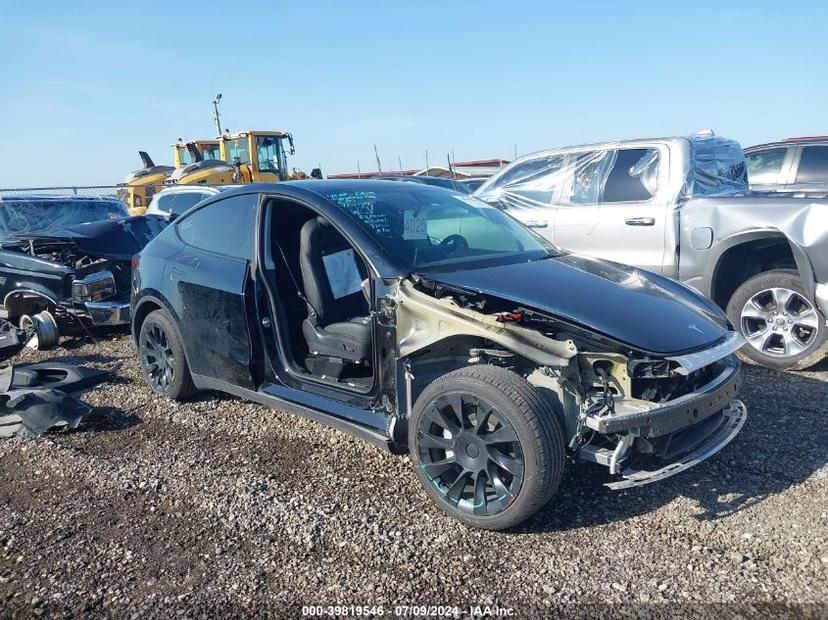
155;184;234;195
745;139;828;152
212;179;460;199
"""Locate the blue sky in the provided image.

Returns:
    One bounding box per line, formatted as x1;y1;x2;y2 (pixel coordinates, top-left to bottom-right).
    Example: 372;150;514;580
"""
1;1;826;187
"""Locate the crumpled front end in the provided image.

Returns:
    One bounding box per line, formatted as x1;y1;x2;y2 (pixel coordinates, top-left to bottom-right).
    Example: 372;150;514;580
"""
395;277;747;490
70;270;130;326
549;332;747;488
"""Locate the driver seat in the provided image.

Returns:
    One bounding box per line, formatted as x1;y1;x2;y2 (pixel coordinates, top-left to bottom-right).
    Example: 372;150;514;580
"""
298;217;372;367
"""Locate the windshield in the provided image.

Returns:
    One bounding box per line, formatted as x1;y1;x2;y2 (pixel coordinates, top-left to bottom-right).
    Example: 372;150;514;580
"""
200;143;221;161
225;136;251;166
256;135;287;177
179;143;222;167
177;145;195;166
0;199;126;238
318;185;559;272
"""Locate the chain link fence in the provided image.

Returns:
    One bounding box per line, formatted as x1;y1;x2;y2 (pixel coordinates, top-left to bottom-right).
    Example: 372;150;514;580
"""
0;184;191;211
0;185;126;201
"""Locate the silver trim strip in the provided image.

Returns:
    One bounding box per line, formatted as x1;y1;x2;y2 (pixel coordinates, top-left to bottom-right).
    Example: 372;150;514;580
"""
667;330;745;375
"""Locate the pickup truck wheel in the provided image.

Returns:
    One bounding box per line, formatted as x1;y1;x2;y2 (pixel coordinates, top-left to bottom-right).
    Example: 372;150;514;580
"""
727;269;828;370
138;309;197;400
409;365;565;530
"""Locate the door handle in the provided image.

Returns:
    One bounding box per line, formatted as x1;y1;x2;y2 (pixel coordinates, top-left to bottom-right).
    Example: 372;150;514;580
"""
524;219;548;228
625;217;655;226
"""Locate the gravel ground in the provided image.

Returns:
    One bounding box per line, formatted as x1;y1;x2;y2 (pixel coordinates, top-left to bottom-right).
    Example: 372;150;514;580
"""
0;329;825;618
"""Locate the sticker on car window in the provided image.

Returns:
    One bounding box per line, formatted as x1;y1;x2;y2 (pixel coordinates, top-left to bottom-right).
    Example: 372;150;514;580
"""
403;210;428;239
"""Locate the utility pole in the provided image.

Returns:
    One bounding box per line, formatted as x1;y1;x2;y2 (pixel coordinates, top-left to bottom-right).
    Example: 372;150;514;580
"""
212;93;223;135
398;156;403;173
357;160;362;178
425;150;429;173
374;144;382;174
447;153;456;180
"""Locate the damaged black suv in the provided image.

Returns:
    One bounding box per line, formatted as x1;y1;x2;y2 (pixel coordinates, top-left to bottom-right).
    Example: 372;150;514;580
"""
0;195;167;340
132;181;747;530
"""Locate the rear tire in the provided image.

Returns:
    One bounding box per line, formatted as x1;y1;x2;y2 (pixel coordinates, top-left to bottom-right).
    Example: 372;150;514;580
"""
726;269;828;370
409;365;565;530
138;309;197;400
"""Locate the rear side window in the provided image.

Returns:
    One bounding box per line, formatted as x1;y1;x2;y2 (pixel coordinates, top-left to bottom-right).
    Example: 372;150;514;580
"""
796;146;828;184
176;194;258;259
745;149;787;184
167;192;211;216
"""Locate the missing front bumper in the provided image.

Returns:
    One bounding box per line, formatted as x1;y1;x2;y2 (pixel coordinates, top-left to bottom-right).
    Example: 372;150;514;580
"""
604;399;747;490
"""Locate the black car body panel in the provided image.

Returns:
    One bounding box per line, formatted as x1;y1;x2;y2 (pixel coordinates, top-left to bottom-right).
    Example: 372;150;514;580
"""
422;253;729;355
8;215;169;261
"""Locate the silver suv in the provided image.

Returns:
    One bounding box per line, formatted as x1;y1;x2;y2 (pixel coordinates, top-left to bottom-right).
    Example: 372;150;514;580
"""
745;137;828;197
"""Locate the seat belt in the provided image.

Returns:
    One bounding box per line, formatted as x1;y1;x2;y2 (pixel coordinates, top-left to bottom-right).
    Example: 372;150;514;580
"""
275;240;320;320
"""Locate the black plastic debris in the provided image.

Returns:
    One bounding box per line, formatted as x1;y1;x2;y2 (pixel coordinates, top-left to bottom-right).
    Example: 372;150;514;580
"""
0;319;110;438
0;389;91;438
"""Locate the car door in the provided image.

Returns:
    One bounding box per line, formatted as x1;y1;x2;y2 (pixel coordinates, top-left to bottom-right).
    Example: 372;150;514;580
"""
166;193;259;388
552;146;669;274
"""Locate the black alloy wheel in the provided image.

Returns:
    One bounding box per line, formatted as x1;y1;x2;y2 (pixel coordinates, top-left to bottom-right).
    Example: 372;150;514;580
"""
140;321;176;393
138;309;197;400
416;392;524;517
410;365;565;530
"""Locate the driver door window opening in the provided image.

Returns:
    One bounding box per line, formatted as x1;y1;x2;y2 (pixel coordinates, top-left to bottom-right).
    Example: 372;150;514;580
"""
266;199;374;392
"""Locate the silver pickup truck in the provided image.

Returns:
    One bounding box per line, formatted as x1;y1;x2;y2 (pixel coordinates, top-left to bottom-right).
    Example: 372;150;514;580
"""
475;133;828;370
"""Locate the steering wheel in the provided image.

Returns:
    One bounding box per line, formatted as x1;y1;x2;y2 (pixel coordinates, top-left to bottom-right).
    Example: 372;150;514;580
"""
439;234;469;256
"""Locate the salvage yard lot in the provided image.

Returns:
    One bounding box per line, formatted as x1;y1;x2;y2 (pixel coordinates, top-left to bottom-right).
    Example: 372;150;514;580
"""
0;330;825;616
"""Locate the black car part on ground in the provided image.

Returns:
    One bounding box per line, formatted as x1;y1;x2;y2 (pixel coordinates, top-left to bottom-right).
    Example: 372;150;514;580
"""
0;319;110;437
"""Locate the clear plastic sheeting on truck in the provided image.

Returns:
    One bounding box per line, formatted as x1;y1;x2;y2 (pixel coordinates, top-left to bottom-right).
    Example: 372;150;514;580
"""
475;145;661;210
474;134;749;211
680;135;748;198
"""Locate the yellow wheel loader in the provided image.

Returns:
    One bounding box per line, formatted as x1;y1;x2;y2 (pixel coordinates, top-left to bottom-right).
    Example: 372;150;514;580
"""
220;130;296;183
119;151;174;216
173;140;222;168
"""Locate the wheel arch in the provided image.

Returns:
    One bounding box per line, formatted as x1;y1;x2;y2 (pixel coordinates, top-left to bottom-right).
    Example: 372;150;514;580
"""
3;289;59;319
707;231;815;309
131;292;180;343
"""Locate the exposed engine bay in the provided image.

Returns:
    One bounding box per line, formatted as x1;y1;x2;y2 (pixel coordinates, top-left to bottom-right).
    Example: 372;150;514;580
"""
0;215;167;339
7;237;131;291
395;276;746;488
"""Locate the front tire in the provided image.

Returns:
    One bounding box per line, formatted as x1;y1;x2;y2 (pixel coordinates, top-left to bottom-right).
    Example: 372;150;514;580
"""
409;365;565;530
726;269;828;370
138;309;197;400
